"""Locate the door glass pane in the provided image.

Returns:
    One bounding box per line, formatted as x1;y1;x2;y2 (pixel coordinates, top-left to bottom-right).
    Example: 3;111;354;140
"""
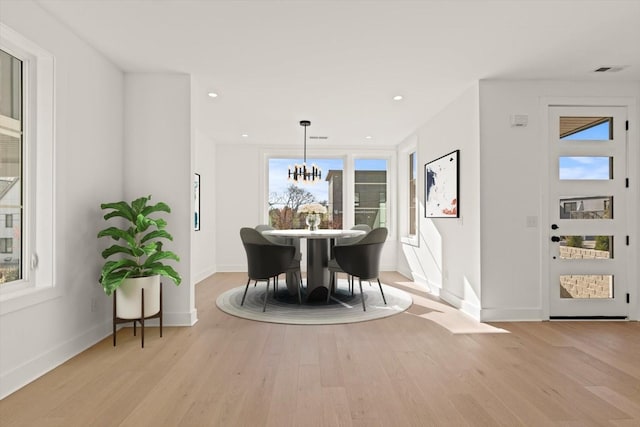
559;117;612;140
559;196;613;219
559;157;612;180
560;275;613;299
268;158;343;229
559;236;613;259
354;159;387;229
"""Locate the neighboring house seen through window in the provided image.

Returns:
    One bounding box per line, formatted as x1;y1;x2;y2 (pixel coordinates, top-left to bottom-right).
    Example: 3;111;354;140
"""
0;48;22;285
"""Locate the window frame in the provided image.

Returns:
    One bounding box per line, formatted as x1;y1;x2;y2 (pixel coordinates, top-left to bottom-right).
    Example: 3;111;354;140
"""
398;138;419;246
0;24;57;314
353;157;390;231
262;149;395;237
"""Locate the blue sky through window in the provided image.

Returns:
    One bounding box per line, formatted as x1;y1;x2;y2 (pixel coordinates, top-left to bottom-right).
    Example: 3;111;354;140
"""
561;121;609;140
559;157;610;180
559;120;611;179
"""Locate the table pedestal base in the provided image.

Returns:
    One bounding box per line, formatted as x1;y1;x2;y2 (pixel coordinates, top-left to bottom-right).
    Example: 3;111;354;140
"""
306;239;329;301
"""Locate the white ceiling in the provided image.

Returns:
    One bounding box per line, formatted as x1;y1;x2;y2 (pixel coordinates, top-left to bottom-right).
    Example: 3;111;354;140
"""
35;0;640;148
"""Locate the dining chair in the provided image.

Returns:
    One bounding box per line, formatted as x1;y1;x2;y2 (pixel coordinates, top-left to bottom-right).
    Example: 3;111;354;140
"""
239;227;299;311
328;224;372;297
335;223;371;246
328;227;388;311
255;224;303;295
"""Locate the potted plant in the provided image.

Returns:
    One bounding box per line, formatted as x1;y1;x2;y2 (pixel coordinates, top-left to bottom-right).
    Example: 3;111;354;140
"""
98;195;181;319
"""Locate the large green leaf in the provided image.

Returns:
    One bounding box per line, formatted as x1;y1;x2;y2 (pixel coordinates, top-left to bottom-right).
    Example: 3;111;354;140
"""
152;218;167;229
140;229;173;244
101;258;140;278
136;213;151;233
140;242;158;256
141;201;171;217
100;244;134;259
131;195;151;215
146;263;182;285
100;201;136;223
100;269;132;296
142;250;180;267
97;227;136;248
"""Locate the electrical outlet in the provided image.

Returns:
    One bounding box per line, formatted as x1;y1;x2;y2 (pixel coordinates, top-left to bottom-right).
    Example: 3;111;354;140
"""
91;297;98;313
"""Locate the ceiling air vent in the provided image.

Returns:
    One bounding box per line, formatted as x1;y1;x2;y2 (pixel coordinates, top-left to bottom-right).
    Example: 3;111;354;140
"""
594;66;625;73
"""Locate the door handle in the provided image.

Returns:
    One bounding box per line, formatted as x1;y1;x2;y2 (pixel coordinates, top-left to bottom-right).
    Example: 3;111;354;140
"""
551;224;559;230
551;236;561;242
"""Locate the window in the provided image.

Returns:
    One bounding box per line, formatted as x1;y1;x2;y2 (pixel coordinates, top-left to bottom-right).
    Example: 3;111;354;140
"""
0;48;22;285
1;24;55;312
268;158;344;229
0;238;13;253
408;151;417;236
354;159;387;229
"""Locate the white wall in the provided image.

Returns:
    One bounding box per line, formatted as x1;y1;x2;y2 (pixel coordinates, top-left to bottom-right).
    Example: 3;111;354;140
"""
400;84;482;318
479;80;640;321
0;0;124;398
192;128;217;283
124;73;196;326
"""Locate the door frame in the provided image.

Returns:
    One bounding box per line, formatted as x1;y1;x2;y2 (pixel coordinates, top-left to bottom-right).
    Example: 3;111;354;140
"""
540;97;639;320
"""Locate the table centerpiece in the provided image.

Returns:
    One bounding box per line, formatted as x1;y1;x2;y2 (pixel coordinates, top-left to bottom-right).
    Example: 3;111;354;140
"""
298;203;327;231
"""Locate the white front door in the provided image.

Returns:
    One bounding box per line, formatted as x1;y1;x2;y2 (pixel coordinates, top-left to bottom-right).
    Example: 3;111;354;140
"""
548;106;629;318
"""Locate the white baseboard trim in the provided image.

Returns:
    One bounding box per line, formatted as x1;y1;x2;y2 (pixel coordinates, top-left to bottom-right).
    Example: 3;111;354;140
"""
216;265;245;272
480;308;544;322
194;267;217;285
0;319;112;400
438;288;481;321
163;309;198;326
396;266;412;280
411;273;439;295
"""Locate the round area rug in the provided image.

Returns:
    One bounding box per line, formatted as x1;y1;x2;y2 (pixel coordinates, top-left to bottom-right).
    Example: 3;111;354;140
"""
216;279;413;325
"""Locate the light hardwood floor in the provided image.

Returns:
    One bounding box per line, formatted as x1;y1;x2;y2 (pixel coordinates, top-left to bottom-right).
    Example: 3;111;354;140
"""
1;271;639;426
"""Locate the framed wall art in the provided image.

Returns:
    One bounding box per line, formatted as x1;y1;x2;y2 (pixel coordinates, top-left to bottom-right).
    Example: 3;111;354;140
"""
194;173;201;231
424;150;459;218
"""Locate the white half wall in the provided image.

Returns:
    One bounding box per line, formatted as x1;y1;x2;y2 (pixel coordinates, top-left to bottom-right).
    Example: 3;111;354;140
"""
192;128;217;284
123;73;196;326
0;0;123;399
400;84;482;319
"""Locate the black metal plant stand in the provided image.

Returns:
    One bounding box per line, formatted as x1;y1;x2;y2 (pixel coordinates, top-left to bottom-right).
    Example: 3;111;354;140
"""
113;282;163;348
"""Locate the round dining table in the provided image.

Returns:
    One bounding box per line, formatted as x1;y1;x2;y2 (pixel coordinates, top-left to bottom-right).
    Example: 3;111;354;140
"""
261;228;366;301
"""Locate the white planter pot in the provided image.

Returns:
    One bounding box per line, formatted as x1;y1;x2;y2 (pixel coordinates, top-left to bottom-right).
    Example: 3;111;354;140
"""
115;275;161;320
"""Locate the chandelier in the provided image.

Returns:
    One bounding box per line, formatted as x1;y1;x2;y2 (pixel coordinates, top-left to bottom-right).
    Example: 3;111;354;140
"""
288;120;322;184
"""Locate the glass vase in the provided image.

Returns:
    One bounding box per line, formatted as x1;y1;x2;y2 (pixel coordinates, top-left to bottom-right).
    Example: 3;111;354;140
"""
305;214;320;231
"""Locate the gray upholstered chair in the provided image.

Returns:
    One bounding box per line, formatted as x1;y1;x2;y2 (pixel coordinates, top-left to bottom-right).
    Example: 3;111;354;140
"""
255;224;303;296
328;227;388;311
335;223;371;246
239;227;298;311
328;224;372;297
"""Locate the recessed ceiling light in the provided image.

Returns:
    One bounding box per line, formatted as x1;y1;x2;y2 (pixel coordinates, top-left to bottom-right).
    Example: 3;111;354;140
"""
241;134;249;138
365;135;373;140
207;92;218;98
393;95;403;101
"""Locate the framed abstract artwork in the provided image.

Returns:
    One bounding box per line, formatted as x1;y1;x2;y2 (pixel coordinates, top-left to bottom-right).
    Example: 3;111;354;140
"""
424;150;459;218
194;173;201;231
